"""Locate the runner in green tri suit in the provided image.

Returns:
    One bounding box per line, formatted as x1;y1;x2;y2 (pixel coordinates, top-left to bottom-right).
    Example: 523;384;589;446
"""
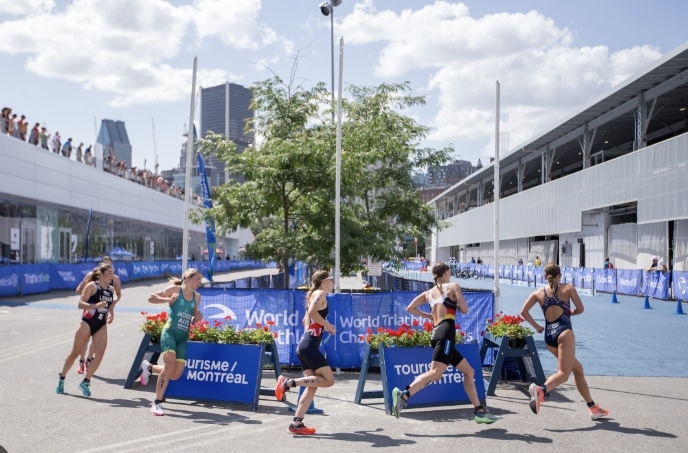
139;268;203;416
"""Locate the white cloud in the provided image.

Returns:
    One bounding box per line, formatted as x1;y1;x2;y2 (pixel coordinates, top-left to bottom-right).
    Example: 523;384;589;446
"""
0;0;54;15
0;0;282;106
339;1;661;161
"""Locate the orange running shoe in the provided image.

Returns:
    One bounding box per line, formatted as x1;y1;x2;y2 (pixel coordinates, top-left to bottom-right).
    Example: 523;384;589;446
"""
77;361;86;374
274;375;288;402
589;404;610;420
288;423;316;435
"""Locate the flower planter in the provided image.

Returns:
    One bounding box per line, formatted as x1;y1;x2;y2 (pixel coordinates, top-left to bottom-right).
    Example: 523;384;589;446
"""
378;344;485;414
479;333;545;396
165;341;265;410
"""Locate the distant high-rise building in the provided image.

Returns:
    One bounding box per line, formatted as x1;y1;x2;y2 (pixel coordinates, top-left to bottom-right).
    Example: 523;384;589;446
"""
425;159;476;189
176;82;253;190
97;119;132;165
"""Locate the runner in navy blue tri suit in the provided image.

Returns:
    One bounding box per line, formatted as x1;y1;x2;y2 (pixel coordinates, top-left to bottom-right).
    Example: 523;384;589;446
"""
274;270;336;435
56;263;115;397
520;263;610;420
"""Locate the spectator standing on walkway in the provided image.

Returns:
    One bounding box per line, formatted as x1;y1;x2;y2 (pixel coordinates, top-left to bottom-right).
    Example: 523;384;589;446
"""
61;137;73;158
18;115;28;141
0;107;9;134
520;263;610;420
83;145;93;165
535;255;542;266
75;143;84;162
274;270;336;434
603;257;613;269
39;127;50;150
28;123;40;145
391;262;498;424
8;113;17;137
647;256;659;271
139;268;203;416
56;263;115;397
52;131;61;154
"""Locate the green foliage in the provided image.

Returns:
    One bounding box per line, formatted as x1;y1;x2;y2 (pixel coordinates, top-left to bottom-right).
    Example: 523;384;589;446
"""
196;64;453;277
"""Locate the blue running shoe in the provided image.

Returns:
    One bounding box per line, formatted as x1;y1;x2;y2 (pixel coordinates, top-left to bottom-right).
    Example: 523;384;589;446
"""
56;377;65;394
79;380;91;397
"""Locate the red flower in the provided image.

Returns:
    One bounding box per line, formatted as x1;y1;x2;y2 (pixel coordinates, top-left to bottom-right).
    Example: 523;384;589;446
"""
367;328;373;334
224;315;232;320
412;319;419;327
266;320;275;326
256;323;262;328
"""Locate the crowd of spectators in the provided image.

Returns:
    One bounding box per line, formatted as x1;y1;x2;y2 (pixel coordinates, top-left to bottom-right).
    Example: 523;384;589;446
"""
2;105;200;205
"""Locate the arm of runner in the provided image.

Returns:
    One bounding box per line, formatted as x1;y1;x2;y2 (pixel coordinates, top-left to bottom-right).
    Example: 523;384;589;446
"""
406;291;432;320
520;291;544;333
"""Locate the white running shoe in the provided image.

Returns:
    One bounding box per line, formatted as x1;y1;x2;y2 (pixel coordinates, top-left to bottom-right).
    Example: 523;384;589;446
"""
140;360;151;386
151;402;164;416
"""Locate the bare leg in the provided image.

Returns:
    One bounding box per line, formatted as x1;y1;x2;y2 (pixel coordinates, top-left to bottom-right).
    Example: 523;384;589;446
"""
155;352;185;401
571;357;593;402
84;327;107;380
407;361;447;397
61;323;91;377
455;358;481;407
543;330;576;392
293;367;334;420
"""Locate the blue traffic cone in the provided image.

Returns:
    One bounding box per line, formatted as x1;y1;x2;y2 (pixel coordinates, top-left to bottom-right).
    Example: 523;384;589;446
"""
611;291;619;304
287;385;324;414
674;299;686;315
643;295;652;309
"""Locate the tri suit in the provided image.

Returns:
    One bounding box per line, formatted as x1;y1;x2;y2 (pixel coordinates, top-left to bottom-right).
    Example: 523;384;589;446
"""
296;304;330;372
428;286;464;366
160;288;197;362
81;282;114;335
541;285;572;348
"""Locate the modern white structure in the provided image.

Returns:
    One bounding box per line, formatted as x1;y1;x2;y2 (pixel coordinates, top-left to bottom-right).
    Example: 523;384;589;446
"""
430;41;688;271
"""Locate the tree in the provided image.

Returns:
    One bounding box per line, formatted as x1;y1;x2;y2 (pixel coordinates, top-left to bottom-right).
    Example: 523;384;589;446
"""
197;71;452;287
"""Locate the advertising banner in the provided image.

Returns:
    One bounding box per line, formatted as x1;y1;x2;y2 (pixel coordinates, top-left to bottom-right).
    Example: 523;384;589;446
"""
616;269;642;295
594;268;616;293
672;271;688;301
380;344;485;409
0;266;20;297
165;342;263;408
20;264;51;295
642;271;670;300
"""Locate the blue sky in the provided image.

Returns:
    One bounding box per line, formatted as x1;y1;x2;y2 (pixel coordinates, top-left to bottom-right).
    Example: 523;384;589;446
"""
1;0;686;173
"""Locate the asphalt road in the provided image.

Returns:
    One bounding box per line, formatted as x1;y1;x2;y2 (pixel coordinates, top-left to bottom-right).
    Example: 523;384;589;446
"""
0;269;686;453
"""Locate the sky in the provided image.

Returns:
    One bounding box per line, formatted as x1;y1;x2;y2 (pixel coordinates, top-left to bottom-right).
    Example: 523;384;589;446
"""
1;0;687;173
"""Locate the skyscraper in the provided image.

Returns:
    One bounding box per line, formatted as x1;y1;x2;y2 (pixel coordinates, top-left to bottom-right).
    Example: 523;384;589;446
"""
97;119;132;165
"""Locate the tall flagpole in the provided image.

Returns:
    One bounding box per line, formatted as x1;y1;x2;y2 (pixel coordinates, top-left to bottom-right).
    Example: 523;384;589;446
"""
334;37;344;293
182;57;198;274
494;81;501;313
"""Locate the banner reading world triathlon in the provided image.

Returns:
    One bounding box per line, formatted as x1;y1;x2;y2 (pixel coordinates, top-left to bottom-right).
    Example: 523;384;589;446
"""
197;288;494;369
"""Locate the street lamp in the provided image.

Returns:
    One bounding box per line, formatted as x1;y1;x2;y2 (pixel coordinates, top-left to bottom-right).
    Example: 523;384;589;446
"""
319;0;342;122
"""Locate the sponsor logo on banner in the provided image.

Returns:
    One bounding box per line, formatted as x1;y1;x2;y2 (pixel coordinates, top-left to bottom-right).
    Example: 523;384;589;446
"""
117;267;129;278
678;276;688;297
57;270;77;282
24;273;50;284
185;359;250;384
0;274;19;287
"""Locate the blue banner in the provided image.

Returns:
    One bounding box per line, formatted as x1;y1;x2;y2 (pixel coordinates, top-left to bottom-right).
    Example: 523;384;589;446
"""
197;151;217;282
616;269;642;295
165;342;263;407
642;271;670;300
380;344;485;408
0;266;20;296
197;288;493;368
594;268;616;293
50;264;81;290
672;271;688;301
20;264;51;295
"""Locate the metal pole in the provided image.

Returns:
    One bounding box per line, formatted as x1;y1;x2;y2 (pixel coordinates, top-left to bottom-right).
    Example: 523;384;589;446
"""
330;9;335;123
182;57;198;274
494;81;501;313
334;37;344;293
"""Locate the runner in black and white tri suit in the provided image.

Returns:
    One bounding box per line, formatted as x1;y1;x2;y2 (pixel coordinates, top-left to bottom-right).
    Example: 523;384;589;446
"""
391;262;498;424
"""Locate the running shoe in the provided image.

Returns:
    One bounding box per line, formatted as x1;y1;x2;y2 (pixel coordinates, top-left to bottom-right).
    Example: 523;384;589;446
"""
79;380;91;397
528;383;544;414
85;359;90;373
77;361;86;374
151;402;164;416
589;404;610;420
474;408;499;424
140;360;151;386
288;423;316;435
391;387;407;419
274;375;288;402
56;377;65;394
